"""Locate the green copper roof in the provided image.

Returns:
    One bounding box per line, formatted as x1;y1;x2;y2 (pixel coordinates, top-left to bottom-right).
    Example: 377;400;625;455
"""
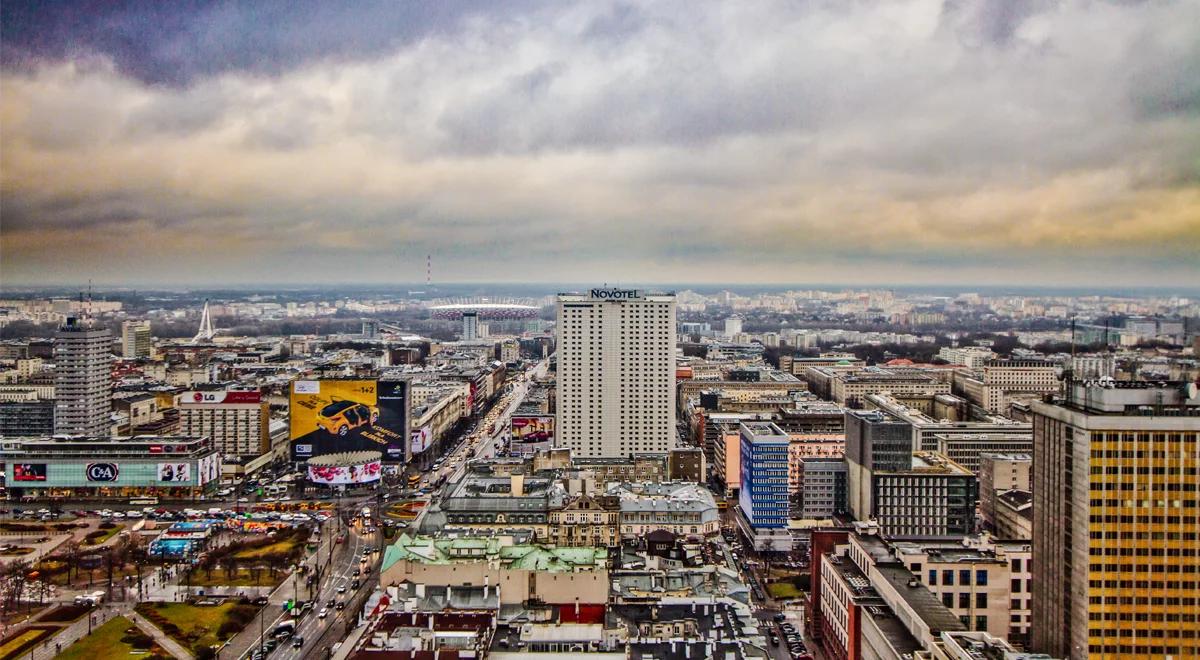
381;533;608;573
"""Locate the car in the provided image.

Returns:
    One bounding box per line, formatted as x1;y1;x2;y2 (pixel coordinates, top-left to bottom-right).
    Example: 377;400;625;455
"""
292;636;304;648
352;568;361;576
351;580;360;590
335;601;345;610
337;584;347;593
327;598;336;608
264;639;278;651
318;607;329;618
773;613;787;622
316;399;380;436
363;566;371;574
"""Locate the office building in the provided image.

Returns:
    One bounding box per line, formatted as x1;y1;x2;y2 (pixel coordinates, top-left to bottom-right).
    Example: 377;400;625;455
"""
1031;380;1200;660
937;346;995;368
724;315;743;338
737;421;792;550
978;453;1032;533
845;410;911;521
178;390;270;459
120;319;152;359
461;311;479;341
0;400;55;438
867;452;978;539
53;319;112;437
555;289;676;458
793;457;847;520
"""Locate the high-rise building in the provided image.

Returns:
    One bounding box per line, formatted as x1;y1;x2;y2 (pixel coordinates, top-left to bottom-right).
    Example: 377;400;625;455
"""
120;319;152;359
53;319;112;437
1031;380;1200;660
461;312;478;341
737;421;792;550
845;410;911;520
555;289;676;458
724;315;743;338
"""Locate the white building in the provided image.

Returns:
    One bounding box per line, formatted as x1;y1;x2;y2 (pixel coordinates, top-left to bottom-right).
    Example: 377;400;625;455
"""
178;390;269;459
937;345;994;368
724;315;743;338
556;289;676;458
121;319;152;359
461;312;478;341
53;319;112;437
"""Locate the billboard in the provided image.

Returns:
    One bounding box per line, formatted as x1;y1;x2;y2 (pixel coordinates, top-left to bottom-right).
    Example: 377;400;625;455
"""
307;460;382;485
290;379;409;462
410;425;433;455
11;464;47;482
183;390;262;404
510;416;554;457
158;463;191;483
196;454;221;485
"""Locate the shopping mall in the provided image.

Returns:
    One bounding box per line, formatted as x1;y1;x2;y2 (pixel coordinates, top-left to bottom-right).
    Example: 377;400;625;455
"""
0;436;221;501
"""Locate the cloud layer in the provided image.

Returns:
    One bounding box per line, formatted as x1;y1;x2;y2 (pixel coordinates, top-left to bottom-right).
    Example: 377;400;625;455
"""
2;0;1198;286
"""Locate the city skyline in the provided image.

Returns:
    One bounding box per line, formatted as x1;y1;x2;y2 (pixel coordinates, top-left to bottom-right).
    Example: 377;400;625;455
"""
3;1;1197;287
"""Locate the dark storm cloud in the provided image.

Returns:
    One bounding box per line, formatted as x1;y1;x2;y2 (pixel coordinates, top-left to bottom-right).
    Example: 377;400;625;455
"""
0;0;545;86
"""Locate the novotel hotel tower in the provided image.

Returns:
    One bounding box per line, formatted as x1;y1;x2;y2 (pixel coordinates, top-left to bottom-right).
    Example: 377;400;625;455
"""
556;289;677;458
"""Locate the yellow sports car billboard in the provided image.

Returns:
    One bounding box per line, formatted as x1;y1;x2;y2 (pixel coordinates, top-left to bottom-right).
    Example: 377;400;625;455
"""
289;379;409;462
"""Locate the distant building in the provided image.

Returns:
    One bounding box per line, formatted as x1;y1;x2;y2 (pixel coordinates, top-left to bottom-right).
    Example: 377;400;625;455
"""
461;311;478;341
120;319;152;359
724;315;743;338
937;346;995;368
53;319;112;437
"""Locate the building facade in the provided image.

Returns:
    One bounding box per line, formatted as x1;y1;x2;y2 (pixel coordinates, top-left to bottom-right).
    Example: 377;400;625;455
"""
178;390;270;459
1031;381;1200;660
556;290;677;458
120;320;152;359
53;320;112;437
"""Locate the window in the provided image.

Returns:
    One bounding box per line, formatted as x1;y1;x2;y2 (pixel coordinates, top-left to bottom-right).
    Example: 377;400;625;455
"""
959;592;971;608
977;593;987;608
975;615;988;631
929;571;937;586
976;570;988;586
959;569;971;586
943;570;954;586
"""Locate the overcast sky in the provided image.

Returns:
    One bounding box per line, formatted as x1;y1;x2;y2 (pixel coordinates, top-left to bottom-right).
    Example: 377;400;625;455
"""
1;0;1197;287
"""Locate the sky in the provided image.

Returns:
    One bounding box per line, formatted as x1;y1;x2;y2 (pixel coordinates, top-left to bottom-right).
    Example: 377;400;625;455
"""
1;0;1197;288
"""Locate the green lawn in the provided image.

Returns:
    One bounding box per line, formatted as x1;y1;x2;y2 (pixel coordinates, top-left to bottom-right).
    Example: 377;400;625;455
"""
766;582;803;599
0;628;48;660
232;536;301;560
136;602;258;654
186;567;286;588
56;616;156;660
82;524;125;546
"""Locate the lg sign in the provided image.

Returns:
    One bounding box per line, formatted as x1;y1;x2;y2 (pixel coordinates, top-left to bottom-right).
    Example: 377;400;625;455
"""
86;463;119;482
185;391;261;404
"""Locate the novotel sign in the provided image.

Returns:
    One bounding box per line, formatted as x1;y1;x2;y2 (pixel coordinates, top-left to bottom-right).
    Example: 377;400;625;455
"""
589;288;643;300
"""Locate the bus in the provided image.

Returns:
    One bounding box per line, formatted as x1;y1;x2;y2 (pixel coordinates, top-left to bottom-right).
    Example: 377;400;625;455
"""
129;497;158;506
407;474;421;488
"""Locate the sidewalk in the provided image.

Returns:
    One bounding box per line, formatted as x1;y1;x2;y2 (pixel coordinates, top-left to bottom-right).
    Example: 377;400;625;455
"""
128;609;196;660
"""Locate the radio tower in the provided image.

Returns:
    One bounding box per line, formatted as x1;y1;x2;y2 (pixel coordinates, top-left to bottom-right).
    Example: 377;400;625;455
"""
427;254;432;288
192;300;215;343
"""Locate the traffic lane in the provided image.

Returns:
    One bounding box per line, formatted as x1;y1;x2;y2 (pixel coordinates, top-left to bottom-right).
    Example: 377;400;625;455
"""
249;520;361;659
275;527;367;659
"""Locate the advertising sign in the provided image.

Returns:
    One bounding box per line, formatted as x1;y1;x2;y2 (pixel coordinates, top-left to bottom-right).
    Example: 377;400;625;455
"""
289;379;409;462
589;288;643;300
85;463;120;482
11;464;47;482
184;390;262;404
157;463;191;483
196;454;221;485
306;460;382;485
510;416;554;457
410;425;433;455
